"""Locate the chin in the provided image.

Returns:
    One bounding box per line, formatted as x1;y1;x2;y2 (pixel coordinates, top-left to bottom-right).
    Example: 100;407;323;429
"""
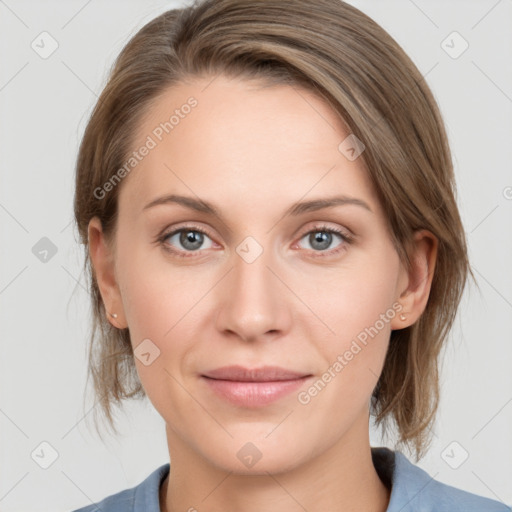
214;450;305;476
199;433;310;476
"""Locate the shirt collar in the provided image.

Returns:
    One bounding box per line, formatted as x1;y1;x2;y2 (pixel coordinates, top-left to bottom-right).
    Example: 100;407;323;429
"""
372;446;438;511
134;447;458;512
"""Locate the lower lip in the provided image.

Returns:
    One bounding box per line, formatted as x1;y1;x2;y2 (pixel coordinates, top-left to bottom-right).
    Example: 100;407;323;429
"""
202;376;310;407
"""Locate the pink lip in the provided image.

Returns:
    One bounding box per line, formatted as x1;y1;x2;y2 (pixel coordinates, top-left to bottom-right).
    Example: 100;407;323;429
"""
201;365;312;407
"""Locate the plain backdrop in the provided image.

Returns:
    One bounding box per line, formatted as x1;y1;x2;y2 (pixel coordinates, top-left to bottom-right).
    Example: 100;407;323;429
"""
0;1;511;511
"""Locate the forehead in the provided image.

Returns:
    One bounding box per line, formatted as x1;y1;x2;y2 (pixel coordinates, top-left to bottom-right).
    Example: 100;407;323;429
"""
118;75;379;219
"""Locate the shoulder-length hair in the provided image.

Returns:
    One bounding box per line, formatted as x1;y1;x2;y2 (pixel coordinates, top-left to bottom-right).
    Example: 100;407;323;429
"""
73;0;472;461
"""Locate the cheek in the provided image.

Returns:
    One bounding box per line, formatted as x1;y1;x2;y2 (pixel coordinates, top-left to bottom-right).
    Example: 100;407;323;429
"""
307;245;400;340
302;247;400;394
115;245;212;399
115;231;201;344
297;287;395;421
116;259;202;416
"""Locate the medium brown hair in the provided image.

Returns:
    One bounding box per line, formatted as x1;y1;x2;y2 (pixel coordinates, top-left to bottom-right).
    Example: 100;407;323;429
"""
73;0;472;461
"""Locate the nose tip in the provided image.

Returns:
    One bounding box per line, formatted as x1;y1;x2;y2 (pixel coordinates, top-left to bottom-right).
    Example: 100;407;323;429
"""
214;252;290;342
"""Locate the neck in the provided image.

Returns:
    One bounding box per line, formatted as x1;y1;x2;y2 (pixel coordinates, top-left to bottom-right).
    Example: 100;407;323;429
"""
160;412;390;512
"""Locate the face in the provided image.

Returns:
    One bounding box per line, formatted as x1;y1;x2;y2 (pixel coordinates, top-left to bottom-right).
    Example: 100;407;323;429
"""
89;74;434;475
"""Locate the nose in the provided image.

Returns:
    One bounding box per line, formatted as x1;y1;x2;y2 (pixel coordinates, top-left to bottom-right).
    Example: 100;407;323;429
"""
214;245;292;343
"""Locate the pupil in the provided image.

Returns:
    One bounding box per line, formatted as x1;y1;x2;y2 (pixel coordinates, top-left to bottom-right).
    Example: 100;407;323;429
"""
312;231;331;250
181;230;203;250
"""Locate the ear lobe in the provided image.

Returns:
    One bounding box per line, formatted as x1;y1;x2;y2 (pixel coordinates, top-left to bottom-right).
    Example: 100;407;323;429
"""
391;229;438;330
88;217;125;328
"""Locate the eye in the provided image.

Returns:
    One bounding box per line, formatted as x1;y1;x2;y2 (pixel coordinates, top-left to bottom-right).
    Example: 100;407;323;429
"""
158;225;216;257
157;223;354;259
295;224;353;257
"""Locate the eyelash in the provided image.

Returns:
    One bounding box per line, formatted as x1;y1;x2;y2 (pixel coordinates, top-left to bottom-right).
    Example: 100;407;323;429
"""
157;223;354;259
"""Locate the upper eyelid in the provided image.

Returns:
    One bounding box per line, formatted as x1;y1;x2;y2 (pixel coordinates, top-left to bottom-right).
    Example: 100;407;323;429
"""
162;221;348;235
161;222;352;246
160;226;351;261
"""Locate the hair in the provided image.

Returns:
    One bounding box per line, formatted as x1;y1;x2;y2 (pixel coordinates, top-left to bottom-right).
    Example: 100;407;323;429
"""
73;0;473;461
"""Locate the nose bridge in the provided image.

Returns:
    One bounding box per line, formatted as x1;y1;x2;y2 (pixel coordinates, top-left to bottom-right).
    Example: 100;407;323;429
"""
234;240;274;300
215;236;289;340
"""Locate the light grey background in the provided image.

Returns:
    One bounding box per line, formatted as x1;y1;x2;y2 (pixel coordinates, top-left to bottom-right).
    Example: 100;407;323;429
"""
1;1;511;511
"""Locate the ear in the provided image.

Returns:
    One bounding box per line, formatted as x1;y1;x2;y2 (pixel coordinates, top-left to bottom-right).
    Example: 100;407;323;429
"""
390;229;438;330
88;217;126;329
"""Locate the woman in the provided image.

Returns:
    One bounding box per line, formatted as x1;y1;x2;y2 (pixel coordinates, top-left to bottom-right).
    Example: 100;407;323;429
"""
71;0;509;510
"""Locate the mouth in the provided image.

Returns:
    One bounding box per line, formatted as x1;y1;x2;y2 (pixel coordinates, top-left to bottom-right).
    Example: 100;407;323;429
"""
201;365;312;407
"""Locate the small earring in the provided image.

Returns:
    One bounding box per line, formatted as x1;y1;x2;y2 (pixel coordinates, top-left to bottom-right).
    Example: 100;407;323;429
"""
109;312;118;319
399;313;407;321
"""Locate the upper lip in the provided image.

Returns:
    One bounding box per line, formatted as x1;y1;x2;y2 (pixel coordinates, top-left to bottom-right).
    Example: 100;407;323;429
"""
202;365;311;382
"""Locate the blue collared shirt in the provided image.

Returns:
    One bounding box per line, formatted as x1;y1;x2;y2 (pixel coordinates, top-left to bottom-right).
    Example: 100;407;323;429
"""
71;447;511;511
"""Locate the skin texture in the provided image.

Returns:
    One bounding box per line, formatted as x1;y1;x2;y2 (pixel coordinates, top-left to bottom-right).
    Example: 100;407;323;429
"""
88;74;437;512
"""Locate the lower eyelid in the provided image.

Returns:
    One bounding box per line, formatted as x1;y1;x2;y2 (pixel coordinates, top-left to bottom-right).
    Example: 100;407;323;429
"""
162;228;215;249
160;225;352;256
296;230;349;251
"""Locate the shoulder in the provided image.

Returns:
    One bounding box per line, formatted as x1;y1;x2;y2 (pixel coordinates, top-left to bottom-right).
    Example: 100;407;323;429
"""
372;447;511;512
70;463;170;512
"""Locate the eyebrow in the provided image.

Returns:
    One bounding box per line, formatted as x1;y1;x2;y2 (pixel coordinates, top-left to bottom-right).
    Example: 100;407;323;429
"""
142;194;372;219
